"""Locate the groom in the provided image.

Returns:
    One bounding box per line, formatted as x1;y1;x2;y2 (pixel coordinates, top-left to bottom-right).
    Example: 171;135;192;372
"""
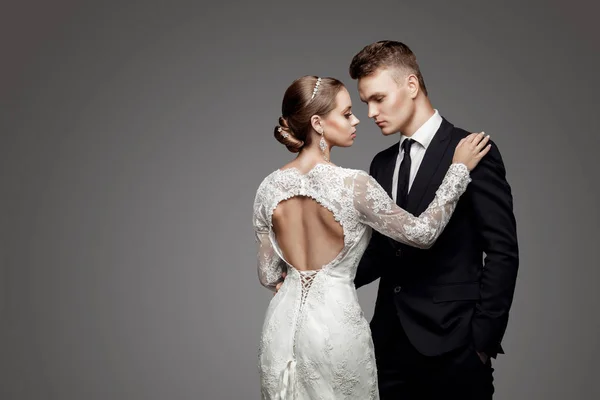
351;41;519;399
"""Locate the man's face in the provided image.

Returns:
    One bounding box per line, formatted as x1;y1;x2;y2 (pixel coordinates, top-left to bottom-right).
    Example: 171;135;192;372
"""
357;67;415;136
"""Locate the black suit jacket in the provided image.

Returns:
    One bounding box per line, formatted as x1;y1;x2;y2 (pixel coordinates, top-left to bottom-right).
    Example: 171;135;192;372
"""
355;118;519;358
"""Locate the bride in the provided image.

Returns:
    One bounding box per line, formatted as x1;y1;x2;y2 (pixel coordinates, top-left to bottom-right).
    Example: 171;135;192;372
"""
252;75;490;399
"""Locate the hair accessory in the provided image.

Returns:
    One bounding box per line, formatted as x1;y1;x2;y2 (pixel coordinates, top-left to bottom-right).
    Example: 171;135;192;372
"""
277;126;290;139
310;77;322;101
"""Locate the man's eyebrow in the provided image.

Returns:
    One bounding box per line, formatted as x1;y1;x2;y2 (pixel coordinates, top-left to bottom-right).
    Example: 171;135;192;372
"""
366;92;385;100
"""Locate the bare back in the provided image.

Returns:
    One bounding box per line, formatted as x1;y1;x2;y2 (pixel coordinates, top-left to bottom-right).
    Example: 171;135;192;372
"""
254;161;472;284
272;195;344;271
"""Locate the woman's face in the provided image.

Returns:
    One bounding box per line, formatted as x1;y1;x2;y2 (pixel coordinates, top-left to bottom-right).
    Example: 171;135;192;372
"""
319;87;360;148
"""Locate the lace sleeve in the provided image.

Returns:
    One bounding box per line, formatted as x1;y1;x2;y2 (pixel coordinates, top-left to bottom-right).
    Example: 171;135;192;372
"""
253;196;286;292
353;163;471;249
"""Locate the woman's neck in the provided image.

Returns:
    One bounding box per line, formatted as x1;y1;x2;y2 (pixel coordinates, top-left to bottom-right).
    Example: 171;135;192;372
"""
297;144;332;166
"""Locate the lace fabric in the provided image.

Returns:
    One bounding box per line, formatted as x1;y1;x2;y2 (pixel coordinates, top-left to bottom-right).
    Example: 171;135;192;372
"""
253;163;471;399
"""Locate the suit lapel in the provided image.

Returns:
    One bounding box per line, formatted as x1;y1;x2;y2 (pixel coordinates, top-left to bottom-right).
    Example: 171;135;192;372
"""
406;118;454;215
380;143;399;198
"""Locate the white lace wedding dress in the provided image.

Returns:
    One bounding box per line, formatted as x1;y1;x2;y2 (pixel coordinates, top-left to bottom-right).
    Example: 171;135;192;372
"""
252;163;471;400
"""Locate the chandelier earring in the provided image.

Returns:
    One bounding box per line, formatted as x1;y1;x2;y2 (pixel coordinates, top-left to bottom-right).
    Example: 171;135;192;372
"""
318;128;329;162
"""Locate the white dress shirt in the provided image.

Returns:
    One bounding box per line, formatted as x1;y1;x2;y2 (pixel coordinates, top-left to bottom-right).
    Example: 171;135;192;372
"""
391;109;443;203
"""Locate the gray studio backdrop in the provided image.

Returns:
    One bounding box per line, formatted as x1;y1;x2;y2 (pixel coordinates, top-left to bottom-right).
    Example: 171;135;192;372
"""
1;1;598;399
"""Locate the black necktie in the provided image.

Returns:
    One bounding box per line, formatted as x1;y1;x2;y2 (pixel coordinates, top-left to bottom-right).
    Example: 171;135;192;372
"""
396;138;414;208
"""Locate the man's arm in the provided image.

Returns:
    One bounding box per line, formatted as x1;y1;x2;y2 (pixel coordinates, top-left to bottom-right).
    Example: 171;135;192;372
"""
469;141;519;358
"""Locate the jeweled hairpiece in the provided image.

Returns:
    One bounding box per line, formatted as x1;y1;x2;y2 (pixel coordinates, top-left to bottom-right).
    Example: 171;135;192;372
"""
277;126;290;139
310;77;322;101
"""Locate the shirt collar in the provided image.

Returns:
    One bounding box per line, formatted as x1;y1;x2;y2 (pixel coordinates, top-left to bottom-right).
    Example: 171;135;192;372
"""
399;109;442;150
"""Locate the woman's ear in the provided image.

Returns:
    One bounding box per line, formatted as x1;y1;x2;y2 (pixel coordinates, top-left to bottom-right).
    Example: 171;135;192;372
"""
310;115;323;134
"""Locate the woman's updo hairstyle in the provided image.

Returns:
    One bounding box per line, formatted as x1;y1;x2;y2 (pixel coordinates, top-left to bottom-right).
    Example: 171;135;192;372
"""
274;76;344;153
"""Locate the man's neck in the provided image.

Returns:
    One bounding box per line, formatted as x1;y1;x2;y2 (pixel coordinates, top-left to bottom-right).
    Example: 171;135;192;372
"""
401;100;435;137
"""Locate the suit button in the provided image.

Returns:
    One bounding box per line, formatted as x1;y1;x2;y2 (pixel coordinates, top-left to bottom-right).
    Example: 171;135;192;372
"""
394;286;401;293
396;249;402;257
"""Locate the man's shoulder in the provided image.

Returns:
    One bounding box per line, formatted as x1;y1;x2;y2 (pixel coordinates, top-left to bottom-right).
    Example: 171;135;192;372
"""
446;120;493;147
447;122;506;173
436;116;470;141
448;123;471;141
371;142;398;165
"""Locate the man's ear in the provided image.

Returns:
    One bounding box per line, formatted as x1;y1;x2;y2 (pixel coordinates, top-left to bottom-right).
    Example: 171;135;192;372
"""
407;74;420;99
